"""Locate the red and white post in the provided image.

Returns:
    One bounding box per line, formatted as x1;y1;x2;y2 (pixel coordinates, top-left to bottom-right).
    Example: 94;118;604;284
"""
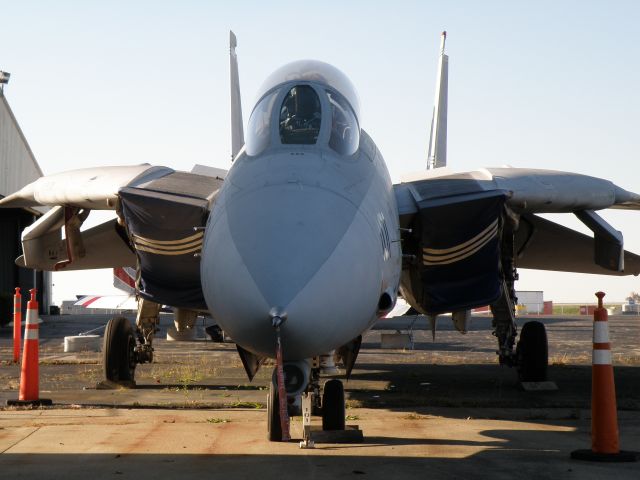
12;287;21;363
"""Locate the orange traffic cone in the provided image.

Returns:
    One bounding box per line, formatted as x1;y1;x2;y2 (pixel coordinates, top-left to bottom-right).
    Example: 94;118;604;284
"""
571;292;637;462
12;287;21;363
7;289;52;407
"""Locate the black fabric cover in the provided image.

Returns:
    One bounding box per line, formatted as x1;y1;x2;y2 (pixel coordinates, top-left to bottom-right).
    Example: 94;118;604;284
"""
119;173;220;309
416;192;506;314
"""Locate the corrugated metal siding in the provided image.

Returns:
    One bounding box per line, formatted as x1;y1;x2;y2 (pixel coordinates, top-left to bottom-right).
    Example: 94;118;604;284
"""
0;92;48;314
0;92;43;197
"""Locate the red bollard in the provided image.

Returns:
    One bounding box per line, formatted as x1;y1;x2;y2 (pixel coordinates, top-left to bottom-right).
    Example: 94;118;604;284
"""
7;289;52;407
13;288;21;363
571;292;638;462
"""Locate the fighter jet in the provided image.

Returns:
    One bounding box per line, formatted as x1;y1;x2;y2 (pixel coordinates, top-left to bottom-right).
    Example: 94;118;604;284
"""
3;31;640;441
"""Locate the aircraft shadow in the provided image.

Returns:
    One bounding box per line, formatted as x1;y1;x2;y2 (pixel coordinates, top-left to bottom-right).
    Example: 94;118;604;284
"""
342;363;640;413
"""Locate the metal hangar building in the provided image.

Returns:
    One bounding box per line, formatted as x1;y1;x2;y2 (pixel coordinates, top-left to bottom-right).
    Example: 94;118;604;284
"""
0;85;50;321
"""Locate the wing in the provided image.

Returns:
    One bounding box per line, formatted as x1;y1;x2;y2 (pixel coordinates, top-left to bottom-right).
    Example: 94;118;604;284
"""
0;164;173;209
1;163;226;310
394;167;640;315
515;213;640;275
397;167;640;215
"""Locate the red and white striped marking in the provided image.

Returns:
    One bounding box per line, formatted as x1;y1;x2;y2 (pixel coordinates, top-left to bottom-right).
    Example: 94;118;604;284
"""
593;319;612;365
113;267;136;293
13;287;22;363
74;295;137;310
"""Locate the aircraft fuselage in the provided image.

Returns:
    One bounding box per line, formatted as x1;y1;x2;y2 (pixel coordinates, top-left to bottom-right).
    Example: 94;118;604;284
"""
201;76;402;359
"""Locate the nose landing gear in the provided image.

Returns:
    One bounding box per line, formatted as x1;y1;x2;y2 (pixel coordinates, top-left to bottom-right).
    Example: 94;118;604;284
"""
266;363;356;443
321;379;345;431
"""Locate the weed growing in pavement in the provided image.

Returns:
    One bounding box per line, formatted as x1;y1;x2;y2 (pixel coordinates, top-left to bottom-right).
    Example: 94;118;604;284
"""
206;418;231;424
615;354;640;365
226;401;264;409
550;353;569;366
402;413;431;420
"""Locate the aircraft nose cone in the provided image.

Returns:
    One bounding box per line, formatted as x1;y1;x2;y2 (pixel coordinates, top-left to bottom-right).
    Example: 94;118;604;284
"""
227;184;358;308
201;184;381;359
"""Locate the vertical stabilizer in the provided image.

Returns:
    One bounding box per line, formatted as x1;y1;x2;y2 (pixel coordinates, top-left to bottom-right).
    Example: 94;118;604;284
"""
427;31;448;169
229;30;244;161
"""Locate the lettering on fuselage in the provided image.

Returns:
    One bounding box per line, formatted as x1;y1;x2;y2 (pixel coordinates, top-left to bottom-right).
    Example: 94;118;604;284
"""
378;212;391;261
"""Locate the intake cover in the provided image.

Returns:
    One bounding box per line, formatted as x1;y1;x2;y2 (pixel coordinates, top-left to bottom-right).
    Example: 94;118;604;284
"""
119;172;222;309
406;191;507;314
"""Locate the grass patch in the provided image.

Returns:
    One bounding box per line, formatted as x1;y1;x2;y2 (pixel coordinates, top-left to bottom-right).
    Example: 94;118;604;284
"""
206;418;231;424
402;413;431;420
226;401;264;409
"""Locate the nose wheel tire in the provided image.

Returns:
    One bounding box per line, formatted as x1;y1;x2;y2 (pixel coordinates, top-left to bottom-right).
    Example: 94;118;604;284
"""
267;379;283;441
103;317;137;383
516;320;548;382
322;379;345;430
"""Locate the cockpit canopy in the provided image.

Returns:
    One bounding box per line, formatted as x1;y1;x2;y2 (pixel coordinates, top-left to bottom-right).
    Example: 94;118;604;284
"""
245;60;360;157
255;60;360;119
279;85;321;145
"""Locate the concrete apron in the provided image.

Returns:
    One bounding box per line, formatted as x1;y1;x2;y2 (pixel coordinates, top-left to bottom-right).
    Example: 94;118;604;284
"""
1;408;639;479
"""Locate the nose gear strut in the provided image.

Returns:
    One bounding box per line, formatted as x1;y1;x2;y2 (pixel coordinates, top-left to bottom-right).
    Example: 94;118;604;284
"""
272;315;291;441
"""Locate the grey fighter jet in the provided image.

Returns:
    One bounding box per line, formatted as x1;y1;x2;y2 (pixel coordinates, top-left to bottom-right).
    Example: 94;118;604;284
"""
3;31;640;441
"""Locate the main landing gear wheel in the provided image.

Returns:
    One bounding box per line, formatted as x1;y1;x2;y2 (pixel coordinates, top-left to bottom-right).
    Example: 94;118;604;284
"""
516;320;548;382
103;317;137;383
322;379;345;431
267;377;283;442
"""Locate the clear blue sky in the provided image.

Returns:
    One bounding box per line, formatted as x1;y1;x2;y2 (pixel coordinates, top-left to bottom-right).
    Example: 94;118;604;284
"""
2;1;640;303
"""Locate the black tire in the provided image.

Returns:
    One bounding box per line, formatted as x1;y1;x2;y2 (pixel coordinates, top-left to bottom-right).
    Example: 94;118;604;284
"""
103;317;137;382
322;379;345;431
516;321;548;382
267;379;283;441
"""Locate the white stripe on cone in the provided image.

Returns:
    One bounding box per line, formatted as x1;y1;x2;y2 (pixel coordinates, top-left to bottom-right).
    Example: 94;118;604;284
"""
24;329;39;340
593;349;612;365
593;322;610;343
25;308;39;325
